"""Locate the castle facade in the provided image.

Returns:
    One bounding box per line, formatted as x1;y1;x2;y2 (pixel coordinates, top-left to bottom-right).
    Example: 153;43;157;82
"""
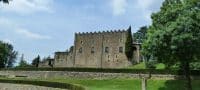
40;27;140;68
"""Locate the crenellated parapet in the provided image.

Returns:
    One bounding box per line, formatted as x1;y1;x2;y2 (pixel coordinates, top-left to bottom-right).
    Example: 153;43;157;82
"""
75;29;127;36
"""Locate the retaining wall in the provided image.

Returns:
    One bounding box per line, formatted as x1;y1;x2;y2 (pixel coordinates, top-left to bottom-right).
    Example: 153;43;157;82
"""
0;71;199;80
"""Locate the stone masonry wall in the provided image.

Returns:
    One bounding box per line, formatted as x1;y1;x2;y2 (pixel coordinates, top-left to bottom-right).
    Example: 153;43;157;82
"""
54;52;73;67
74;30;132;68
0;71;199;80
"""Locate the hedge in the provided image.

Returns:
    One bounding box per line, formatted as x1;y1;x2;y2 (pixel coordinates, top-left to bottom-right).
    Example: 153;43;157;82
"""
1;67;200;75
0;79;86;90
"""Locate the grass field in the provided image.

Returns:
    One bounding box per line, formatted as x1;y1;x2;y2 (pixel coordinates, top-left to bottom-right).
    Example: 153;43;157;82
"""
50;78;141;90
0;78;200;90
50;78;200;90
127;62;165;69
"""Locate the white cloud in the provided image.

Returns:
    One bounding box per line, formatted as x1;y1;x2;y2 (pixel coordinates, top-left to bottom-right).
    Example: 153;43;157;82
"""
135;0;159;22
0;0;54;14
136;0;154;10
111;0;127;16
16;28;51;40
2;38;14;44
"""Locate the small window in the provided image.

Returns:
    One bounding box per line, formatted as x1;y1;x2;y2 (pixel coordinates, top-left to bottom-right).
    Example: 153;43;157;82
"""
79;47;82;53
81;41;83;44
105;47;109;53
119;47;123;53
91;47;95;53
119;39;123;42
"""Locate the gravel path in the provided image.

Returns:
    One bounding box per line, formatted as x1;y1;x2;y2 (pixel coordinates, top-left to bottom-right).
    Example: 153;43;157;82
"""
0;83;67;90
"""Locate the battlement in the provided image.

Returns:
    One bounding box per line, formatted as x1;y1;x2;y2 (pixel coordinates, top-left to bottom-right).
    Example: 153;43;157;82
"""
75;29;127;36
55;51;69;55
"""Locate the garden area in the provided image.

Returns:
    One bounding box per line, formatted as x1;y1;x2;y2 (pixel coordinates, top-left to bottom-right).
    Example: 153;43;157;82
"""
0;77;200;90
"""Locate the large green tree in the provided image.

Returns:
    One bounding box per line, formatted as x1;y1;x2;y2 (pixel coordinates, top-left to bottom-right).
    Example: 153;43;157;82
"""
143;0;200;90
133;26;148;43
0;41;18;68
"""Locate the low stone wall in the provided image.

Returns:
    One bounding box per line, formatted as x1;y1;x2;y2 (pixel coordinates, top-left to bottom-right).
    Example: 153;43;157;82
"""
0;71;199;80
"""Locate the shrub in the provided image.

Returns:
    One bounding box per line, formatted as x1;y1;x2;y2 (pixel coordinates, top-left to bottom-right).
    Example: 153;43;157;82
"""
0;79;86;90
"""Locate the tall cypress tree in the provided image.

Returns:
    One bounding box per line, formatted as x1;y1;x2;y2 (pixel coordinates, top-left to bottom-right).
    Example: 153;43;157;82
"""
125;26;134;61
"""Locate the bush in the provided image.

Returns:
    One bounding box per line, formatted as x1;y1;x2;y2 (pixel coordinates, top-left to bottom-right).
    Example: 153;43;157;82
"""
190;62;200;70
146;61;157;69
0;79;85;90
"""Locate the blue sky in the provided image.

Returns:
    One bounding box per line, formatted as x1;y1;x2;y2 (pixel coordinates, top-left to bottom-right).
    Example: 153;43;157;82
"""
0;0;164;63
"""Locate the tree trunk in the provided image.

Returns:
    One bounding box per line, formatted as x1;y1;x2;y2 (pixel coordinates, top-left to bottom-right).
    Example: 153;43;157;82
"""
183;61;192;90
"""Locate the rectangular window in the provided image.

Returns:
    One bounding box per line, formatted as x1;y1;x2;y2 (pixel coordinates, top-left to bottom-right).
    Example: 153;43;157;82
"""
91;47;95;53
57;55;60;59
79;47;82;53
119;47;123;53
105;47;109;53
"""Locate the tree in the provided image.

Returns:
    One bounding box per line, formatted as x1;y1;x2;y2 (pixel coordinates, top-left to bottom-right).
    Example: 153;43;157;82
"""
17;54;30;67
0;41;18;68
5;43;18;68
133;26;148;43
31;55;40;67
0;0;9;3
143;0;200;90
125;26;134;62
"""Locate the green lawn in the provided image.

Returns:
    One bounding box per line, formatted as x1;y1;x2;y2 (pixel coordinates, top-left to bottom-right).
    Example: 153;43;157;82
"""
127;62;165;69
0;78;200;90
147;79;200;90
49;78;141;90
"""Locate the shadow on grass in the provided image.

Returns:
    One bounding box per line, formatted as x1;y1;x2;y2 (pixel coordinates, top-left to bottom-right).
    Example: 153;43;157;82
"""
158;80;200;90
158;80;185;90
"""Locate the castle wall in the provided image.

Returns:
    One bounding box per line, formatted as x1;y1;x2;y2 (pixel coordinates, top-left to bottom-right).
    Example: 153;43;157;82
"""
101;31;131;68
74;30;132;68
54;52;73;67
38;60;50;68
133;44;141;63
74;33;103;68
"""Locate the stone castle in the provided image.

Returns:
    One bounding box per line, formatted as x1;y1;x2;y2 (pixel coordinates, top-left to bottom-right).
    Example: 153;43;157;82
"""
39;27;141;68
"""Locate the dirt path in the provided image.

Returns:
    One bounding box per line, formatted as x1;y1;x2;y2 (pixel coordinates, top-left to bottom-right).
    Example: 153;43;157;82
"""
0;83;67;90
